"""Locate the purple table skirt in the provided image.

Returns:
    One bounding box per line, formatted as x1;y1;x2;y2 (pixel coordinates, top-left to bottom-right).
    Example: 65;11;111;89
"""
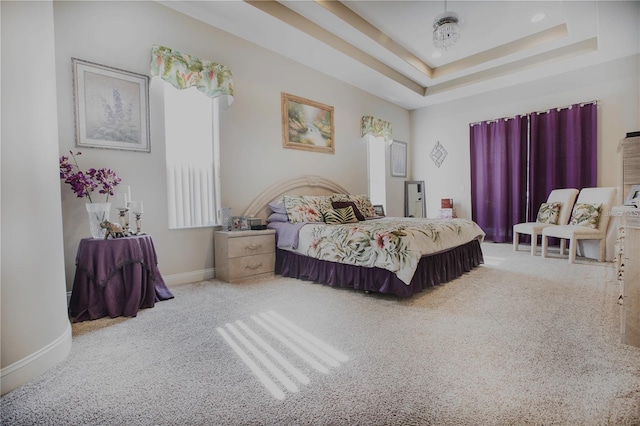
69;235;174;322
275;239;484;298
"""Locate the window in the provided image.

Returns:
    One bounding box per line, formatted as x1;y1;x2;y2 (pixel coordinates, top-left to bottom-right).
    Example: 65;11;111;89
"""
161;79;221;228
367;138;386;209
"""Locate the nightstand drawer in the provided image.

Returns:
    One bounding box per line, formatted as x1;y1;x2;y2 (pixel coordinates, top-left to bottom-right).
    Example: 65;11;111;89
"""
228;253;275;281
228;234;274;258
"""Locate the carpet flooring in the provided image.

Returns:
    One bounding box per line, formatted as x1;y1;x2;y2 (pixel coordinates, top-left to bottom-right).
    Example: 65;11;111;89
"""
2;242;639;425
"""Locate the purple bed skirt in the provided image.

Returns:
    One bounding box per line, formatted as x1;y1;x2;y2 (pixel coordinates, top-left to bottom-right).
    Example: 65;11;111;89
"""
275;239;484;298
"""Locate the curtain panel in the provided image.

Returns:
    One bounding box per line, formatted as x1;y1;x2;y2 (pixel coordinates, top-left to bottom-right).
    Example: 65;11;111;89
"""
470;116;528;242
150;45;234;108
528;102;597;221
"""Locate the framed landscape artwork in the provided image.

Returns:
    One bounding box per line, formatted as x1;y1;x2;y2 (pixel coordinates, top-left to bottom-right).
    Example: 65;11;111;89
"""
390;140;407;177
281;93;334;154
72;58;151;152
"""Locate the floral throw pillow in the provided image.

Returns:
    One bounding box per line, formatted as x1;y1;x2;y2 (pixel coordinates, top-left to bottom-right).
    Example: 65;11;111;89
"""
322;206;358;225
330;194;376;218
536;202;562;224
283;195;331;223
569;203;602;229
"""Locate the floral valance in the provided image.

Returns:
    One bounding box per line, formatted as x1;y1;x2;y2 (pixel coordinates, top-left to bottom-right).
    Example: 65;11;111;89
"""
150;45;234;109
361;116;392;144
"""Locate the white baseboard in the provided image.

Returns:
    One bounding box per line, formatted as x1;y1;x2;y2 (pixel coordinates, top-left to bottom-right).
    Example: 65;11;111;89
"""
162;268;215;286
1;321;72;395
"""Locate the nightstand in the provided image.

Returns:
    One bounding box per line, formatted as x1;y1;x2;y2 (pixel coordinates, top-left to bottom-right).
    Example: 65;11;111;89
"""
214;229;276;283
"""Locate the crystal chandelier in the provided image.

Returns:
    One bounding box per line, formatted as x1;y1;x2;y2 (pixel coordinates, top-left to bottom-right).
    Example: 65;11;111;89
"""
432;1;460;51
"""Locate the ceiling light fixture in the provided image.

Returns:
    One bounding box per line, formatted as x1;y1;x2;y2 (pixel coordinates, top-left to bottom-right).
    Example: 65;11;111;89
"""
433;0;460;51
531;13;546;23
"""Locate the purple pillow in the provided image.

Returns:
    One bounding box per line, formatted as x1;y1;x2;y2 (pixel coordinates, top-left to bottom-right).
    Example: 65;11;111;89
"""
267;212;289;223
331;201;365;221
268;200;286;214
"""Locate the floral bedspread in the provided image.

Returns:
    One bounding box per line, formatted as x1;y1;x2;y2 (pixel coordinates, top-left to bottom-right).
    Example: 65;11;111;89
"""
294;217;485;285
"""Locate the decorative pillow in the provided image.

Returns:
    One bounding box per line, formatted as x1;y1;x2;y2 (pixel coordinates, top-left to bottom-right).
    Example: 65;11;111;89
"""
266;213;289;223
322;206;358;225
268;200;286;214
329;194;376;218
283;195;331;223
569;203;602;228
536;202;562;224
331;201;365;221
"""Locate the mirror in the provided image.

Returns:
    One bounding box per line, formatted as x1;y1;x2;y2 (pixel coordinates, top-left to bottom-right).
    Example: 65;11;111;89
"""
405;181;426;218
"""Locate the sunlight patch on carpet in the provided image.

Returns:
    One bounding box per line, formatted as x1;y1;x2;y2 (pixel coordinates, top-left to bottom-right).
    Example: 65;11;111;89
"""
217;310;348;400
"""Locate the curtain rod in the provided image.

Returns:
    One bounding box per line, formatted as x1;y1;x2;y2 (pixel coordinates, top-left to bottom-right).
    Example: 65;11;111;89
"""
469;100;598;127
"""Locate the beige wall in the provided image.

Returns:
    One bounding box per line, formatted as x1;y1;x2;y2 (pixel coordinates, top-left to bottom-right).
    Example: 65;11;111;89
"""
1;0;72;395
411;54;640;220
53;1;410;291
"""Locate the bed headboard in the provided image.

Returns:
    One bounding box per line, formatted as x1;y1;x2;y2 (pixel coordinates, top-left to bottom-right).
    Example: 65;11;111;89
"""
242;175;351;221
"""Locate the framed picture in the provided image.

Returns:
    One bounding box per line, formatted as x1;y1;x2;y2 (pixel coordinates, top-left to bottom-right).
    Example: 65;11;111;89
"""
624;184;640;206
373;204;385;217
281;92;334;154
72;58;151;152
231;216;250;230
390;140;407;177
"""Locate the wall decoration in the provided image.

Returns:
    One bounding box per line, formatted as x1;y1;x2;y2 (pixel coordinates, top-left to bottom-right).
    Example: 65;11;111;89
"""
282;93;334;154
624;184;640;206
73;58;150;152
390;140;407;177
430;141;448;168
373;205;386;216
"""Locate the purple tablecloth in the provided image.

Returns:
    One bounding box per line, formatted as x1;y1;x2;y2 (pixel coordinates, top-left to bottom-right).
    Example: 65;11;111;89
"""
69;235;174;322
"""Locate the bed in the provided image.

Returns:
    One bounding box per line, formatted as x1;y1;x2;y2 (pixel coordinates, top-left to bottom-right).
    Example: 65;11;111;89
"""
242;175;485;297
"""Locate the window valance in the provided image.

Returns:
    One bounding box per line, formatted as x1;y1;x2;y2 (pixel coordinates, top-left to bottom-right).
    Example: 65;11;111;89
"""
150;45;234;109
361;116;392;144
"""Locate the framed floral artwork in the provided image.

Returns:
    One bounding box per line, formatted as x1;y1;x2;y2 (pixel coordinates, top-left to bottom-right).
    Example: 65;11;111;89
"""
72;58;151;152
390;140;407;177
281;93;334;154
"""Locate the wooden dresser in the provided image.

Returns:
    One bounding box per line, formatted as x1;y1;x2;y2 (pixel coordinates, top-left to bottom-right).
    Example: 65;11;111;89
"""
618;213;640;348
214;229;276;283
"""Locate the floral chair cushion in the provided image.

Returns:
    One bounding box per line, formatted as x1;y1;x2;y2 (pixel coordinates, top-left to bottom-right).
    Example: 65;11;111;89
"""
569;203;602;229
536;202;562;224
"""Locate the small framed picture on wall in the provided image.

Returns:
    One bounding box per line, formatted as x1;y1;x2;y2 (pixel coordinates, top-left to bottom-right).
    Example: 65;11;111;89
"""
390;140;407;177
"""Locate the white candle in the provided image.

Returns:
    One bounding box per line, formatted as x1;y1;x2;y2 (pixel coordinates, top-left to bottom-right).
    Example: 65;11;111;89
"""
125;185;132;207
114;193;128;209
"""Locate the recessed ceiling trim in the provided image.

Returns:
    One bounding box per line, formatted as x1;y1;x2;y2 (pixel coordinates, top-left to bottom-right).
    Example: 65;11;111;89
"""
314;0;434;78
426;38;598;97
432;24;570;79
245;0;425;96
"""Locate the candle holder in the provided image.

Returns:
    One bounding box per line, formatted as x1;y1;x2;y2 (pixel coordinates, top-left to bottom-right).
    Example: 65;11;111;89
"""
130;201;144;235
117;207;130;235
133;212;143;235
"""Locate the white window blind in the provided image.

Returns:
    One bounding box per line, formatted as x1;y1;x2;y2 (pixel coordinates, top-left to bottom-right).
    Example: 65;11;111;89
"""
162;80;220;228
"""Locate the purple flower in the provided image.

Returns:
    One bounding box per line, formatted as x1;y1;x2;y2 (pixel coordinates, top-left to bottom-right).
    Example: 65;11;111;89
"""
59;151;121;203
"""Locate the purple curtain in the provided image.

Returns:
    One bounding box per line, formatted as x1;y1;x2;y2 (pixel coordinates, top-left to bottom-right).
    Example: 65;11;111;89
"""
470;116;528;242
528;102;597;221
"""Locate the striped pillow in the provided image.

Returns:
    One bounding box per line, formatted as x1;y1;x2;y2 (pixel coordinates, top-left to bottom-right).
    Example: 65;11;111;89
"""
322;206;358;224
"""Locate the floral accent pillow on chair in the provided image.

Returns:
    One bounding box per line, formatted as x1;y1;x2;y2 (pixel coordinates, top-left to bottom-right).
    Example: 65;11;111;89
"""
283;195;331;223
569;203;602;228
536;202;562;224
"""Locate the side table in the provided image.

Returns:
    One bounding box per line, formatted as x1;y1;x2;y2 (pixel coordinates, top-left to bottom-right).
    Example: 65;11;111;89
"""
69;235;174;322
214;229;276;283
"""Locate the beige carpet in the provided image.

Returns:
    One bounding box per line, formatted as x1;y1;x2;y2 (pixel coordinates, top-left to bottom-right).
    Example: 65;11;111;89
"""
2;243;639;425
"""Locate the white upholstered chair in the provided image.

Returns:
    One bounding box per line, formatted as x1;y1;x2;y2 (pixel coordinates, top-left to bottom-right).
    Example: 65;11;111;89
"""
513;188;579;255
541;187;617;263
